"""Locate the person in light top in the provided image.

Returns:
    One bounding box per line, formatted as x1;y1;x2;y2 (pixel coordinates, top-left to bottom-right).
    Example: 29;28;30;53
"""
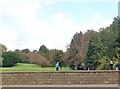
56;62;59;71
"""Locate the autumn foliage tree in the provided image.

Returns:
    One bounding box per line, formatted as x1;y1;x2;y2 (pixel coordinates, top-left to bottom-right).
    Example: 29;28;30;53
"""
26;52;50;67
66;30;96;67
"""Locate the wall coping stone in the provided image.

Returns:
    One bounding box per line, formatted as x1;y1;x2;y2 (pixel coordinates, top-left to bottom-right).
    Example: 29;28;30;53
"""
1;70;120;74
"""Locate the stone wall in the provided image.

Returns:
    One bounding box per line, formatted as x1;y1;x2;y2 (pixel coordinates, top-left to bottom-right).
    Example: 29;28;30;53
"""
1;70;120;85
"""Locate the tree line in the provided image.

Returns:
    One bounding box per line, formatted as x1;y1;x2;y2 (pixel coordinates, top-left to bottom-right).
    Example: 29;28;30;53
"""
0;44;66;67
0;16;120;70
66;16;120;70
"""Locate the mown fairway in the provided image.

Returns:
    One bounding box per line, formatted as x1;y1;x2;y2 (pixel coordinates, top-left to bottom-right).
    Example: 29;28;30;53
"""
1;63;70;72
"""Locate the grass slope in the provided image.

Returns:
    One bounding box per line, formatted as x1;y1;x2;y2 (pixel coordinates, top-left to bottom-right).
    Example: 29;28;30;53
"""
1;63;70;72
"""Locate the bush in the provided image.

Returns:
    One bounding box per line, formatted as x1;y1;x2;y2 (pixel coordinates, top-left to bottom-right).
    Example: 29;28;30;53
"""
2;51;22;67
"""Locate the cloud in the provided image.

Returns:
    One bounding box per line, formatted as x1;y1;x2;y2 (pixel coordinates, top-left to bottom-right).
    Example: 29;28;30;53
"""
79;14;112;33
0;0;113;51
0;0;41;18
18;12;112;51
0;29;17;42
0;28;17;50
42;0;118;3
17;12;78;51
49;12;78;35
41;0;56;5
91;14;105;22
0;0;41;50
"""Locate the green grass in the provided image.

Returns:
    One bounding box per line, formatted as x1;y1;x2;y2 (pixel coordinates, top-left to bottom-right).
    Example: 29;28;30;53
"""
1;63;70;72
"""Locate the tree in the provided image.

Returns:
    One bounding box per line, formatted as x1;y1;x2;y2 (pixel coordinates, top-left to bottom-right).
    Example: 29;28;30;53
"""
2;51;22;67
26;52;50;67
22;49;30;54
85;17;118;70
65;30;96;67
39;45;49;54
14;50;28;63
115;17;120;65
0;44;7;52
65;32;83;66
0;44;7;66
32;50;37;53
49;49;66;67
85;37;101;69
38;45;49;58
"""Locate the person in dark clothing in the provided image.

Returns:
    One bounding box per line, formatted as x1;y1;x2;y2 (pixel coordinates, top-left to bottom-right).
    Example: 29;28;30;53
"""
70;63;75;70
109;61;113;70
77;64;81;70
115;62;119;70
